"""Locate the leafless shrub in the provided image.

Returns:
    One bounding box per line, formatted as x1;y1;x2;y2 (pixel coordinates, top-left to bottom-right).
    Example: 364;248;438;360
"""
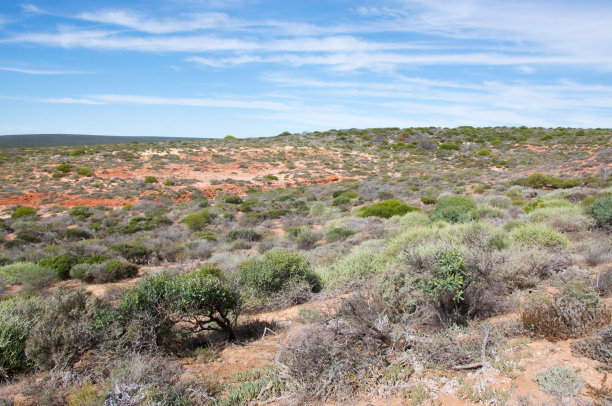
595;268;612;297
582;242;612;267
187;240;214;260
522;297;611;341
572;326;612;369
280;293;394;402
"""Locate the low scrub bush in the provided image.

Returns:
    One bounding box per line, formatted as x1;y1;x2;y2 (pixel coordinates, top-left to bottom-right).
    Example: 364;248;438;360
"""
591;195;612;228
38;252;79;279
120;268;240;341
226;228;261;243
77;167;94;176
180;209;216;231
281;294;393;403
510;173;580;189
509;224;569;249
0;298;41;379
421;196;436;205
99;259;138;283
521;295;611;341
325;226;355;242
430;196;477;223
110;243;152;265
239;251;321;296
571;326;612;368
317;242;382;289
25;287;100;370
0;262;57;291
536;366;584;400
223;194;243;204
357;199;419;219
11;206;36;219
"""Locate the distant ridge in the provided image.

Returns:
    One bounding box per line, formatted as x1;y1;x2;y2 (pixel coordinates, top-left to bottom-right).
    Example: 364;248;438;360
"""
0;134;200;148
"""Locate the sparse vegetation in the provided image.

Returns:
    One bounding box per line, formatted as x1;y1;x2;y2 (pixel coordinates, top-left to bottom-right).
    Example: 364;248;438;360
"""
1;126;611;403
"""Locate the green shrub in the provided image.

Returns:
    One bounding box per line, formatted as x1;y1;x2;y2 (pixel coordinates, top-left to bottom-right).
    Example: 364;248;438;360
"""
419;249;467;308
25;287;99;370
68;205;93;220
239;251;320;295
226;228;261;243
11;206;36;219
181;209;216;231
430;196;477;223
144;175;158;183
357;200;419;219
77;167;94;176
332;196;351;206
591;195;612;228
263;174;278;181
476;149;492;156
510;173;580;189
101;260;138;283
223;195;243;204
65;228;93;241
509;224;569;248
0;298;40;379
69;263;97;282
110;243;151;265
421;197;436;205
197;230;218;241
163;179;175;186
439;142;460;150
69;148;85;156
55;163;72;173
316;244;381;288
120;269;240;341
0;262;55;287
325;227;355;242
39;253;79;280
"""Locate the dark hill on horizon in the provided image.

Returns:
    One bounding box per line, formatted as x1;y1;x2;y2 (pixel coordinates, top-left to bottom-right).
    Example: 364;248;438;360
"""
0;133;199;148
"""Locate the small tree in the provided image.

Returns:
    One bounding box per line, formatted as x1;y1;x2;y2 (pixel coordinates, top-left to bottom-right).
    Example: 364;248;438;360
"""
120;268;240;341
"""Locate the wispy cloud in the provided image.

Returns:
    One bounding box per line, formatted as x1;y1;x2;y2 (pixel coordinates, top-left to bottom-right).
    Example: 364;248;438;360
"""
78;10;237;33
43;94;295;111
20;4;44;14
0;66;87;75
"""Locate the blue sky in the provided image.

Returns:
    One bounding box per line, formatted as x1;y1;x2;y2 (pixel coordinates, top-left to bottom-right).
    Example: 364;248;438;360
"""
1;0;611;138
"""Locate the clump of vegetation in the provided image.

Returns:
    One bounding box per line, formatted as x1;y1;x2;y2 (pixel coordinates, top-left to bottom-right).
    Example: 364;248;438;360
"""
571;326;612;368
591;195;612;228
239;251;320;296
181;209;216;231
521;294;611;341
77;167;94;176
226;228;261;243
144;175;158;183
510;173;580;189
536;366;584;399
120;267;241;340
430;196;476;223
11;206;36;219
223;194;243;204
325;226;355;242
357;199;419;219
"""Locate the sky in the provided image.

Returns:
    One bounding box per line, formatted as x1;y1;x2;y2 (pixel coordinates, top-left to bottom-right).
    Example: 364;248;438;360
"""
0;0;611;138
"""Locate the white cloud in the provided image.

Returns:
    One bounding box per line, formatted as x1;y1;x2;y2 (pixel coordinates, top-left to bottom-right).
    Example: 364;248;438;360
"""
42;94;295;111
0;66;86;75
78;10;236;33
20;4;44;14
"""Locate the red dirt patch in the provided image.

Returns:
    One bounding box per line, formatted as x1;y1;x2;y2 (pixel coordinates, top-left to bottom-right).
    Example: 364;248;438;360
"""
0;193;48;207
59;197;137;208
